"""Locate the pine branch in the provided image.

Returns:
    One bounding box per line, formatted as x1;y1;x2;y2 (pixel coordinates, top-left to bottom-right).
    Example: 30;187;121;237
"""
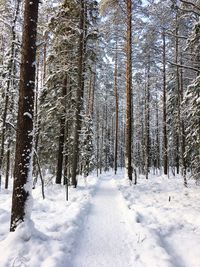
168;60;199;72
166;30;188;39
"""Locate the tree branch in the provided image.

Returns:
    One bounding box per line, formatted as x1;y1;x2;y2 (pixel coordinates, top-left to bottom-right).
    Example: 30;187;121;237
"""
168;60;199;72
179;0;200;12
166;30;188;39
33;148;45;200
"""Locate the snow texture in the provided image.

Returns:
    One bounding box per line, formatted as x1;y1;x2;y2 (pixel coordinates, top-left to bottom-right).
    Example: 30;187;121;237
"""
0;175;97;267
0;171;200;267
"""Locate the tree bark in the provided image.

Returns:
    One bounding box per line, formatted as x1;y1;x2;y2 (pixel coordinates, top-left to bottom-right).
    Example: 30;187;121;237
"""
71;0;85;187
175;13;180;175
145;57;150;179
156;94;160;170
10;0;39;232
5;140;10;189
0;0;21;189
114;40;119;175
56;76;67;184
180;54;187;186
162;30;168;175
125;0;133;181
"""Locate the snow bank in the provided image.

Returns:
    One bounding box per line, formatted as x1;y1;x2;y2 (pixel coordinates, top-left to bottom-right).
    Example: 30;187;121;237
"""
115;173;200;267
0;175;98;267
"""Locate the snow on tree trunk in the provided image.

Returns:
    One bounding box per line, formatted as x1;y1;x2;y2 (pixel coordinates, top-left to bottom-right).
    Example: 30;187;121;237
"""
10;0;39;232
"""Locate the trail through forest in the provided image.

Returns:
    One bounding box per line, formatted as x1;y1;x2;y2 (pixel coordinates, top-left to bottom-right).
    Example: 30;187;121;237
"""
68;173;200;267
69;175;137;267
0;172;200;266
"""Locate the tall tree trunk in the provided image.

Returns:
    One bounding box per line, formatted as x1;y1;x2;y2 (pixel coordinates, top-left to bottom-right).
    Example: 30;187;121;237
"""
64;78;72;184
145;58;150;179
32;55;40;186
114;40;119;175
87;74;93;115
96;108;99;176
90;74;95;118
71;0;85;187
156;93;160;170
87;73;95;117
0;0;21;189
56;76;67;184
10;0;39;232
180;54;187;186
162;30;168;175
100;122;104;174
125;0;133;181
43;30;48;82
175;13;180;175
5;140;11;189
105;103;108;171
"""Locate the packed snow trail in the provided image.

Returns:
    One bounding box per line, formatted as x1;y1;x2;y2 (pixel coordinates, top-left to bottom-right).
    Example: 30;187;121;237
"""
69;176;137;267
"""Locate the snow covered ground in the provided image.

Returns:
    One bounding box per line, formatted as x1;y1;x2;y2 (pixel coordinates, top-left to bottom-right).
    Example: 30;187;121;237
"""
116;172;200;267
0;171;200;267
0;174;98;267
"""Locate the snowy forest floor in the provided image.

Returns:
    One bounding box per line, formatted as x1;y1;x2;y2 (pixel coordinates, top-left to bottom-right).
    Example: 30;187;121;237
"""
0;171;200;267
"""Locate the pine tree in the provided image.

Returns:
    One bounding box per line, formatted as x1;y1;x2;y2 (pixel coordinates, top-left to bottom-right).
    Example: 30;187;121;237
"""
10;0;40;232
125;0;133;181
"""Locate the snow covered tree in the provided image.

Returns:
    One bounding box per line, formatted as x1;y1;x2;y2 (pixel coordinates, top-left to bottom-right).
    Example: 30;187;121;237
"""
184;20;200;182
10;0;40;232
0;0;22;189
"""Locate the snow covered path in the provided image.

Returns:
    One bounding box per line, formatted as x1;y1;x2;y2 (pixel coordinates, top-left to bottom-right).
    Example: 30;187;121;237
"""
69;176;136;267
1;173;200;266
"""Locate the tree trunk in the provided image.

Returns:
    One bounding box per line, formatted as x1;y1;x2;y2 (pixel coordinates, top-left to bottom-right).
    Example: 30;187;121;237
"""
0;0;21;189
5;140;11;189
125;0;133;181
96;109;99;176
180;54;187;186
156;93;160;170
71;0;85;187
10;0;39;232
175;13;180;175
32;55;40;185
114;40;119;175
162;30;168;175
145;58;150;179
56;76;67;184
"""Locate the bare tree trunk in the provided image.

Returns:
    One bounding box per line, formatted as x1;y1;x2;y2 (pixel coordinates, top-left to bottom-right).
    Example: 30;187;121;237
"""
145;58;150;179
156;93;160;171
100;122;103;174
0;0;21;189
180;54;187;186
162;30;168;175
87;74;93;115
90;74;95;118
125;0;133;181
64;78;72;184
71;0;85;187
56;76;67;184
175;13;180;175
43;30;48;82
32;55;40;186
5;140;10;189
114;40;119;175
10;0;39;232
105;103;108;171
96;108;99;177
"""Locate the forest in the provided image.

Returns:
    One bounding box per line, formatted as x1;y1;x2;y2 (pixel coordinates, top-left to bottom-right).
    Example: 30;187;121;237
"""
0;0;200;266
